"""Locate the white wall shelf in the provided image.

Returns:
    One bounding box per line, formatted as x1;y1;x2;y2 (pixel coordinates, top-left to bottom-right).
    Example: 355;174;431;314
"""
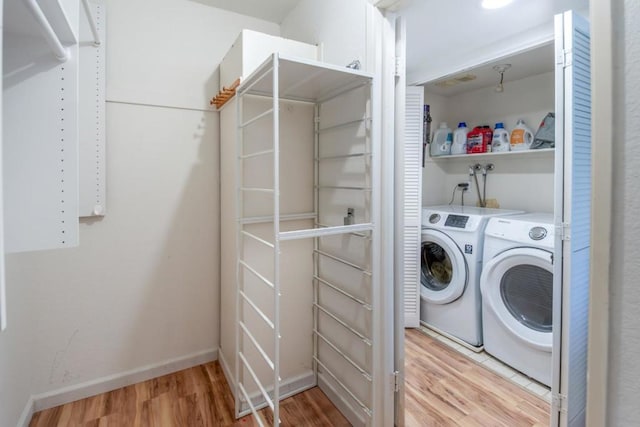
4;0;77;60
239;54;373;103
429;147;555;162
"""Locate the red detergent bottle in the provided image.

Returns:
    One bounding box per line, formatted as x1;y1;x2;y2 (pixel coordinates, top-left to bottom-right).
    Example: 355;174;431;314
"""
466;126;493;154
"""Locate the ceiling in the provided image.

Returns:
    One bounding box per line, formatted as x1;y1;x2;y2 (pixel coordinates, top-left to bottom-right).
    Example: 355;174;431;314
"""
400;0;589;84
423;43;554;97
198;0;588;89
191;0;302;24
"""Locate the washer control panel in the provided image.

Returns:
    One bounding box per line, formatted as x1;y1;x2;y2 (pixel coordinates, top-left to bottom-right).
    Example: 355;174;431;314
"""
445;214;470;229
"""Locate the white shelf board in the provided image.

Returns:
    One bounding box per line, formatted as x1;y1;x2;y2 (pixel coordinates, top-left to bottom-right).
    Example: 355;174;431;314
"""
4;0;77;43
428;147;555;162
239;53;373;103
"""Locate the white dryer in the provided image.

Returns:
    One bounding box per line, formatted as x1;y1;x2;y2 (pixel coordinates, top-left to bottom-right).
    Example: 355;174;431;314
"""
480;212;555;386
420;205;523;347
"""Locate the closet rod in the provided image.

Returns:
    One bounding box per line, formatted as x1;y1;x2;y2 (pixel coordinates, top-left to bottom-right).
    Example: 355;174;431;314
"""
314;249;372;275
279;223;373;241
237;382;266;427
315;222;370;239
314;329;372;381
81;0;101;46
239;290;275;330
313;303;372;346
24;0;69;61
238;352;275;412
239;321;275;371
314;275;372;309
313;357;372;418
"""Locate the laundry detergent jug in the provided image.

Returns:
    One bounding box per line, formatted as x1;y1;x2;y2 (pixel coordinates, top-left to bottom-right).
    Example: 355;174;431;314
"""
491;122;510;152
451;122;468;155
510;119;534;151
466;126;492;154
430;122;453;157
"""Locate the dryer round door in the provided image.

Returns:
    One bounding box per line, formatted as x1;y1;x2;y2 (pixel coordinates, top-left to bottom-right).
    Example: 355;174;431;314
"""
420;229;468;304
480;247;553;351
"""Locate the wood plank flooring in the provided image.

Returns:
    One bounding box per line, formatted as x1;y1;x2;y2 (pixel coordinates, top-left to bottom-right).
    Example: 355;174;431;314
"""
31;330;550;426
405;328;550;426
29;361;350;427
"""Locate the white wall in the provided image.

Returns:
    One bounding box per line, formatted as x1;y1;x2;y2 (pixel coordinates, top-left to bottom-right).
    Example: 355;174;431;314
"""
0;1;280;425
280;0;369;71
422;72;555;212
401;0;589;85
608;0;640;424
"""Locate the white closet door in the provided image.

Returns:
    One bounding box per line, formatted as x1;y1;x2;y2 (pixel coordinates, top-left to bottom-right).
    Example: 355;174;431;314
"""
552;10;591;427
403;86;423;328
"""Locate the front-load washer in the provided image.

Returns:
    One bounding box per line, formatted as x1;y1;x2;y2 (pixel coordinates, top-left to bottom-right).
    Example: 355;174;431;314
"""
480;212;555;386
420;205;523;347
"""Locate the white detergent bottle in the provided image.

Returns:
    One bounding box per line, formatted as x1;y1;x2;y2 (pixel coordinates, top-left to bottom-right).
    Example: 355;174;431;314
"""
430;122;453;157
510;119;534;151
491;122;510;152
451;122;468;155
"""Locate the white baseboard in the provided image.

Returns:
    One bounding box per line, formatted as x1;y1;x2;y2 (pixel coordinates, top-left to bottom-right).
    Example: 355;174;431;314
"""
318;373;365;427
218;348;235;398
25;348;217;420
17;396;35;427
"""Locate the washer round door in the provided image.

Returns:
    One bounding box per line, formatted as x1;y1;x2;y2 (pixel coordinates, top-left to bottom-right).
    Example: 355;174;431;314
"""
420;229;468;304
480;247;554;351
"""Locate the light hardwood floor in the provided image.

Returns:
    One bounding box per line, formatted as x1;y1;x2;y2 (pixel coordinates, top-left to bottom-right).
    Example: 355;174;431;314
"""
31;331;550;426
405;328;550;426
29;361;349;426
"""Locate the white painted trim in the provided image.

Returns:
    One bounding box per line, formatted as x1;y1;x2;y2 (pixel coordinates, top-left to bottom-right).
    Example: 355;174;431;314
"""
586;0;611;424
32;348;217;413
17;396;35;427
318;374;365;427
218;348;235;398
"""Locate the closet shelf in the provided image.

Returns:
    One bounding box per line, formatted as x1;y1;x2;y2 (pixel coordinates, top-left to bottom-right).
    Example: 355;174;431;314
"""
5;0;77;61
429;147;555;162
239;53;373;103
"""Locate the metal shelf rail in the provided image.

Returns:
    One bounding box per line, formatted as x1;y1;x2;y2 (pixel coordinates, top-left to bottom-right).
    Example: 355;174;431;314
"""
234;53;378;426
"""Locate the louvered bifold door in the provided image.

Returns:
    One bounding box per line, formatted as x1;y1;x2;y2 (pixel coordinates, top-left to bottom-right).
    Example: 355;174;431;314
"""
552;10;591;427
402;87;423;328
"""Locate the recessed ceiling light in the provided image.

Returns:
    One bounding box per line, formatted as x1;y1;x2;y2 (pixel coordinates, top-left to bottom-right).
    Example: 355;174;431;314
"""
481;0;513;9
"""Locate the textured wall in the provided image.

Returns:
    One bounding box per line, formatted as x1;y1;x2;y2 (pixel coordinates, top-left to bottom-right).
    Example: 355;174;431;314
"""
608;0;640;424
0;1;279;426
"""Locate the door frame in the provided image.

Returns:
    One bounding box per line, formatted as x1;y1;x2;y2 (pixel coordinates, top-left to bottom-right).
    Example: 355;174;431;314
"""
585;0;612;424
